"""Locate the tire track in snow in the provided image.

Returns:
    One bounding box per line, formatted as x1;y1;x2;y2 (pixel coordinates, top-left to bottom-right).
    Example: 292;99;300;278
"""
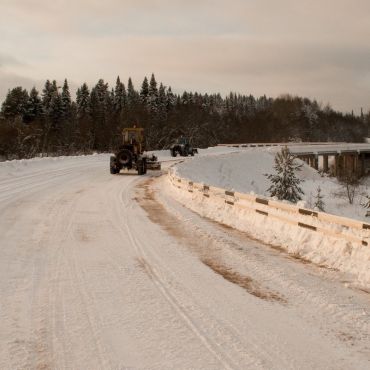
156;175;370;363
116;177;244;370
134;178;295;369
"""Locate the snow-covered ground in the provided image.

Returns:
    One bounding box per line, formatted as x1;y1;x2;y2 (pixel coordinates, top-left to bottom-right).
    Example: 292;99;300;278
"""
170;147;370;288
0;150;369;369
175;147;370;222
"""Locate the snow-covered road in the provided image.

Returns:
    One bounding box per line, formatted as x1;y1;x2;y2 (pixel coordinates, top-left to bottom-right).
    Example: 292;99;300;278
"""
0;154;369;369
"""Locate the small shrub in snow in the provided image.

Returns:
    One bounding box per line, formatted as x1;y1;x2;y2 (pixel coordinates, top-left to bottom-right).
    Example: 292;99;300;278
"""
339;172;359;205
313;186;325;212
265;146;304;203
360;195;370;217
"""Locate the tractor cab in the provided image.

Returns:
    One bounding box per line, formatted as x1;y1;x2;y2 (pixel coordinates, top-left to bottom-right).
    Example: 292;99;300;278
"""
178;136;188;145
122;127;145;155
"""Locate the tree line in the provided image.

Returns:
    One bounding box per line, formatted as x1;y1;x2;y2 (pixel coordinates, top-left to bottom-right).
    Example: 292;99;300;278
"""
0;73;369;159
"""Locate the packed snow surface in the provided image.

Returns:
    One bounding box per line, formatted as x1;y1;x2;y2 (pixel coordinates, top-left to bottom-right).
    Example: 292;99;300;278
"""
0;149;369;369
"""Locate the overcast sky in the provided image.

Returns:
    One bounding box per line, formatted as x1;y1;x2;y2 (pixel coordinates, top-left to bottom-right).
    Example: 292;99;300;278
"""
1;0;369;112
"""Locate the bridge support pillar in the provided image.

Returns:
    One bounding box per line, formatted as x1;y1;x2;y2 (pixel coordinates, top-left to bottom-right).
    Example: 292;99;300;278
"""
334;155;340;177
322;155;329;173
360;154;366;176
315;156;319;170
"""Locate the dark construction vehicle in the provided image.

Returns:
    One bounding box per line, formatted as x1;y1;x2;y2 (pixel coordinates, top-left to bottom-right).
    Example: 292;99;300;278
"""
170;137;198;157
110;126;161;175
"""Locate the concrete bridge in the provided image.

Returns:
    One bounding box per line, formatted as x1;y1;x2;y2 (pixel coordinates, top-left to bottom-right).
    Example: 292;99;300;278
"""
218;143;370;177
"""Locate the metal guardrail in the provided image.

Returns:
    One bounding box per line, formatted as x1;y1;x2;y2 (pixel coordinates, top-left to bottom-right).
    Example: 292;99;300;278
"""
168;172;370;247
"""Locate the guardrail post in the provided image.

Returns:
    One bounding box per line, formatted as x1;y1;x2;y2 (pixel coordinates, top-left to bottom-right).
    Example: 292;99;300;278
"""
203;185;210;197
225;190;235;205
188;181;194;193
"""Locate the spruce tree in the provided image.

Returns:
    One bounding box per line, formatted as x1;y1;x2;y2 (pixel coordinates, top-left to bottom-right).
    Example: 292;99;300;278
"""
24;87;43;123
158;83;167;121
76;83;90;117
42;80;53;111
61;79;72;119
166;86;175;111
266;146;304;202
127;77;137;109
1;87;29;121
114;76;126;114
140;76;149;106
148;73;158;113
49;90;63;127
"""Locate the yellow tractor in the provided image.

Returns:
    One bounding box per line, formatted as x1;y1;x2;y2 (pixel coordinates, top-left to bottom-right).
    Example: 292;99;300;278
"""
110;126;161;175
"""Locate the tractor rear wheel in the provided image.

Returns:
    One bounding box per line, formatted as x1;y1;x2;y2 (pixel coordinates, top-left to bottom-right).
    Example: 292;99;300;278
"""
116;149;132;166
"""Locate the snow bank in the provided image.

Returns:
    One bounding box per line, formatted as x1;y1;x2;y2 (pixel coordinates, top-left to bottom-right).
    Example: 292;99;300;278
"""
167;173;370;289
0;153;109;181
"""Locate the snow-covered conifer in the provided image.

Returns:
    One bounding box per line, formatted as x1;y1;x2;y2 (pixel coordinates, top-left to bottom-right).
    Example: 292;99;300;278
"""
24;87;43;123
76;83;90;118
61;79;72;119
139;76;149;106
127;78;137;109
266;146;304;202
148;73;158;113
166;86;175;111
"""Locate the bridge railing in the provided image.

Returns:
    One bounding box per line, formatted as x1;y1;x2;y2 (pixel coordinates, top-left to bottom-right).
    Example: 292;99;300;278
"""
168;171;370;247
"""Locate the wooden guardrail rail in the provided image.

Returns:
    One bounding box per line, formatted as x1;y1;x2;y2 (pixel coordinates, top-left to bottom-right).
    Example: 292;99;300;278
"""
168;172;370;247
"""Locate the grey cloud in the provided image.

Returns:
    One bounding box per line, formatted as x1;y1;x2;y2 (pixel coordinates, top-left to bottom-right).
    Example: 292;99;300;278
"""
0;54;22;68
1;1;370;112
0;71;38;100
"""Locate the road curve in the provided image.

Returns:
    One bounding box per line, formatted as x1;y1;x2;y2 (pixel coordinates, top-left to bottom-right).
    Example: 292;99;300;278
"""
0;154;369;369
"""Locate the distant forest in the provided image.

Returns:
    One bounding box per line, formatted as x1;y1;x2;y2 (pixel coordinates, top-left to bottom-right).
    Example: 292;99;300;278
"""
0;74;369;159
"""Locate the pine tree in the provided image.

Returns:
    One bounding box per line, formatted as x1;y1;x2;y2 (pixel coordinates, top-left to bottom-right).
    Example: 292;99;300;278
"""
75;83;93;150
49;90;63;126
166;86;175;111
266;146;304;202
148;73;158;113
89;79;110;149
92;79;109;121
42;80;53;111
157;83;167;121
114;76;126;114
61;79;72;120
140;76;149;106
76;83;90;117
1;87;29;121
182;91;190;105
24;87;43;123
127;77;137;109
313;186;325;211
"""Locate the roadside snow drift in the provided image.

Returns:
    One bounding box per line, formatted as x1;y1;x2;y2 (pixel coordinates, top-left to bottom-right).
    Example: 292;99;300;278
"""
169;149;370;289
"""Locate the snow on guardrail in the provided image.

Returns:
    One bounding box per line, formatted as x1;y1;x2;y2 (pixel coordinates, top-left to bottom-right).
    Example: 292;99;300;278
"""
167;171;370;288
